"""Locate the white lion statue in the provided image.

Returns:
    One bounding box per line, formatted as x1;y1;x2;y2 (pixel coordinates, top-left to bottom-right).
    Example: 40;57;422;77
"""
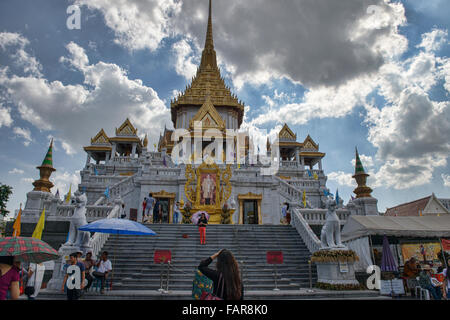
320;198;346;249
64;191;91;248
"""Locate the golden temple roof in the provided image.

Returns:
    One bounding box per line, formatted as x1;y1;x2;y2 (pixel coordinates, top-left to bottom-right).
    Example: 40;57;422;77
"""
171;0;244;127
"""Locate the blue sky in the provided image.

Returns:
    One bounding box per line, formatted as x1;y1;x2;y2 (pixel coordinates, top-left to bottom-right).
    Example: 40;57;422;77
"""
0;0;449;218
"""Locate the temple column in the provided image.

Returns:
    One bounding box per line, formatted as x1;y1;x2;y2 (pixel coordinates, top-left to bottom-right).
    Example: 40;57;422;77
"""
319;159;323;171
296;148;300;166
111;143;117;161
85;153;91;166
301;156;305;170
131;143;137;158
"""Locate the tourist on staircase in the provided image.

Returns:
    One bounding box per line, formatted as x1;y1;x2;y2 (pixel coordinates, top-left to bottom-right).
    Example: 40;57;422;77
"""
93;251;112;294
82;252;96;293
198;249;244;300
143;193;155;223
173;201;181;224
61;252;85;300
153;198;162;224
198;212;208;245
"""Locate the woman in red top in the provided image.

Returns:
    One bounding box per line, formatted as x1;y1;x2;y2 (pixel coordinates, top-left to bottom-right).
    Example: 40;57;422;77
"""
0;256;20;300
197;213;208;245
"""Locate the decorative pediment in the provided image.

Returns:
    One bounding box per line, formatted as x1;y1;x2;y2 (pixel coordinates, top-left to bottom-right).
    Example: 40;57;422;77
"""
189;96;225;130
116;118;138;136
91;129;110;145
303;135;318;151
279;123;297;141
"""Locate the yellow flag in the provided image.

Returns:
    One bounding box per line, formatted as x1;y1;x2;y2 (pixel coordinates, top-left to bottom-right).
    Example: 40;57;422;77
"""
32;208;46;239
302;190;306;207
65;184;72;204
313;172;318;180
12;208;22;237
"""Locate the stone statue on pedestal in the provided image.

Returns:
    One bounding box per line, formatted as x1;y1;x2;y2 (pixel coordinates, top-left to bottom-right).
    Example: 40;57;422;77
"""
64;191;91;249
320;198;346;249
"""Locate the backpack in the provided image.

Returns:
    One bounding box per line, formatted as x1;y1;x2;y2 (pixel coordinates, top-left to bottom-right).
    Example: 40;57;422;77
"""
192;269;213;300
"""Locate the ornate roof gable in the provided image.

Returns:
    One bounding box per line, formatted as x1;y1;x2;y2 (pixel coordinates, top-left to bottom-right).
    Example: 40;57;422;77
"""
303;135;318;151
90;129;110;145
116;118;138;136
190;95;225;130
279;123;297;141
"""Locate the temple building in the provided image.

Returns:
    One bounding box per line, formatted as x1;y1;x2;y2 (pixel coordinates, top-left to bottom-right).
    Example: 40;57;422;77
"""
19;0;379;227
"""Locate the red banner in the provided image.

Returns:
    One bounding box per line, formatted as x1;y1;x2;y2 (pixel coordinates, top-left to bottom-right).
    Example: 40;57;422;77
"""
266;251;283;264
154;250;171;264
442;239;450;251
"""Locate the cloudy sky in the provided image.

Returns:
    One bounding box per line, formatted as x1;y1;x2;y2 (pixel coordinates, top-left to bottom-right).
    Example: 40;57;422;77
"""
0;0;449;218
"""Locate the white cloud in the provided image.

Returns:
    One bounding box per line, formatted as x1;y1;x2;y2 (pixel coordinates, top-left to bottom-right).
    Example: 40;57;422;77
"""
20;177;34;184
0;104;13;128
75;0;181;51
51;170;81;197
0;32;42;76
328;171;356;188
417;28;448;52
443;174;450;187
13;127;32;146
8;168;24;175
0;40;171;154
172;39;198;80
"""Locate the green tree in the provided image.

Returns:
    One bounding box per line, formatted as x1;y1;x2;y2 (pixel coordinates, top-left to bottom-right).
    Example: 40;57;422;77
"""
0;183;13;218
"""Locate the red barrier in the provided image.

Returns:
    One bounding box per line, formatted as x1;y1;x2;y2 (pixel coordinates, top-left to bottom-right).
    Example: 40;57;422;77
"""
154;250;172;264
266;251;283;264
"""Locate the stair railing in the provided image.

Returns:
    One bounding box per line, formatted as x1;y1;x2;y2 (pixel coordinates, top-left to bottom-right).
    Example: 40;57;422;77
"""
88;198;122;260
292;207;321;253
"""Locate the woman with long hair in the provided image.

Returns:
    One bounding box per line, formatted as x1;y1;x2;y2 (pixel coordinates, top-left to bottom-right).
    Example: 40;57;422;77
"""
198;249;244;300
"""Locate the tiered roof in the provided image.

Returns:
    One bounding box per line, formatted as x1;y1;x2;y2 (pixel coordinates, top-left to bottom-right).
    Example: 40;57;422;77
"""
170;0;244;127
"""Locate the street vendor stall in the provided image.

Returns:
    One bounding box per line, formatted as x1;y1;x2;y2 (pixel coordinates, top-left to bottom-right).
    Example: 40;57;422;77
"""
341;215;450;295
342;215;450;267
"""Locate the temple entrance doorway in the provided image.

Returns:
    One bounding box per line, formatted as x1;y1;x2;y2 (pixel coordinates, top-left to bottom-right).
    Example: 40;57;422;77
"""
152;190;175;223
159;198;170;223
238;193;262;225
243;200;258;224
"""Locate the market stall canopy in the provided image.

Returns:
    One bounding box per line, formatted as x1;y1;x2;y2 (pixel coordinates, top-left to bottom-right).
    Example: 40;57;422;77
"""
342;215;450;242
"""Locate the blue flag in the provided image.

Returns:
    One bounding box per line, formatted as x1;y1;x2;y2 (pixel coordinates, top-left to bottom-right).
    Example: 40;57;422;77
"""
94;167;98;176
323;189;334;197
104;187;110;199
307;169;312;177
82;186;87;194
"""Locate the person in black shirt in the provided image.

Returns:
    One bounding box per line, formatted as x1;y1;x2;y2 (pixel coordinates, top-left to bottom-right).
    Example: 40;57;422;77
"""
197;212;208;245
198;249;244;300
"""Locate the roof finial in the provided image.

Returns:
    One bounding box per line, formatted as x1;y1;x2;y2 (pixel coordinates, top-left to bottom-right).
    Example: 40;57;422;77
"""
200;0;218;71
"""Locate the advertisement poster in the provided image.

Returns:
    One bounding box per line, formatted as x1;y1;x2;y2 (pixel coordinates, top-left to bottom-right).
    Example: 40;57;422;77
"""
401;243;441;263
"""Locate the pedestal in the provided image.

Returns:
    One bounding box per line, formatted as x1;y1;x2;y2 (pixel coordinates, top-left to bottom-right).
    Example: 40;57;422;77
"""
312;249;361;290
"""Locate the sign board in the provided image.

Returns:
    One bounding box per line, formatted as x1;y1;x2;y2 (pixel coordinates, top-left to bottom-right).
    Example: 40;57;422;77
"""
380;279;405;296
154;250;171;264
339;262;349;273
266;251;283;264
129;208;137;221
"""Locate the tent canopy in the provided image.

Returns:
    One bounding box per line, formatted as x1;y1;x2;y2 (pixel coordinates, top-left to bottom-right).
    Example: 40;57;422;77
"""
342;215;450;242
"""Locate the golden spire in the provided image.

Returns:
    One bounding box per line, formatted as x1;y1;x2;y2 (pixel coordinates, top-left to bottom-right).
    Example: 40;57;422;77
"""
200;0;218;71
33;138;56;193
352;147;373;198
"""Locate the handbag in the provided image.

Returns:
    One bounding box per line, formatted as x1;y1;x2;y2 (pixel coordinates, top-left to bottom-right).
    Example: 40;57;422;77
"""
200;273;224;300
